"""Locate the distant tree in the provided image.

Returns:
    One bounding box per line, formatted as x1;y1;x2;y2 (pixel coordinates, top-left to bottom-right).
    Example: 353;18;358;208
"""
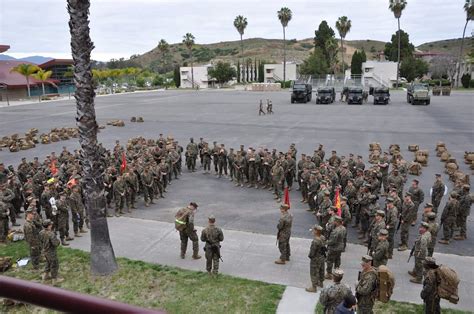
388;0;408;86
173;65;181;87
182;33;195;88
233;15;248;81
258;60;266;82
208;61;236;86
430;55;457;81
136;76;146;88
300;48;329;75
246;58;252;82
314;21;336;63
152;75;164;87
277;7;292;84
31;69;53;96
326;38;339;74
335;16;352;75
360;49;367;63
384;30;414;62
400;57;429;82
461;73;471;88
351;50;363;75
254;58;257;81
237;60;241;83
10;63;40;97
456;0;474;87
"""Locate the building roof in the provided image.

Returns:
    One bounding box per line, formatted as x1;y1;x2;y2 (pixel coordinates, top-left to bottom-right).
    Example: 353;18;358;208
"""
0;45;10;53
0;60;56;88
414;51;449;57
39;58;74;69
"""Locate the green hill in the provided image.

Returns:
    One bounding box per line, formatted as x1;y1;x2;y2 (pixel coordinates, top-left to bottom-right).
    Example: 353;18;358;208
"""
131;37;469;69
416;38;472;57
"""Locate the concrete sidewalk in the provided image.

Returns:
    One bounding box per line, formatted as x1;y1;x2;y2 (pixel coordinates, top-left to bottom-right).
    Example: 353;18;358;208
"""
68;217;473;312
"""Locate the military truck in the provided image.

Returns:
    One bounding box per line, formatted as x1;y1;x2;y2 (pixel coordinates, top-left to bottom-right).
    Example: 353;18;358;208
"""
373;87;390;105
347;87;364;105
316;87;335;104
407;83;430;105
291;83;312;103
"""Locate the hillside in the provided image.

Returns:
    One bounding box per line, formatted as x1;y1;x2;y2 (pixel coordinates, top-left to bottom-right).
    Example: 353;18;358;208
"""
132;37;468;69
417;37;472;57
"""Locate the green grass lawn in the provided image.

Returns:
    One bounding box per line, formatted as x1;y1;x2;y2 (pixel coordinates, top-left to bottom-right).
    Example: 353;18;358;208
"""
315;299;470;314
1;242;284;314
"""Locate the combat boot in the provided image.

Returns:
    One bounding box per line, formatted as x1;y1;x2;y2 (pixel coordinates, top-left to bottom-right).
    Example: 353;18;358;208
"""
438;239;449;245
80;228;87;234
305;287;317;293
409;278;422;284
41;272;51;281
74;232;82;237
52;277;64;285
85;221;90;229
324;273;333;280
408;270;416;277
66;236;74;241
192;254;202;260
274;259;286;265
397;245;407;251
61;239;69;246
454;235;465;240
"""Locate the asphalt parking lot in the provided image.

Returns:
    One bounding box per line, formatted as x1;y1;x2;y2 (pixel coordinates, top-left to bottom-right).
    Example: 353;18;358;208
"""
1;89;473;255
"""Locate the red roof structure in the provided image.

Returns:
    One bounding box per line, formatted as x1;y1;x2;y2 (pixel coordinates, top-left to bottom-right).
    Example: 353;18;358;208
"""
0;60;57;88
0;45;10;53
39;59;73;69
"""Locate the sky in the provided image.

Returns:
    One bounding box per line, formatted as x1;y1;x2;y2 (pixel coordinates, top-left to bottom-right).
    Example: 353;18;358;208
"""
0;0;471;61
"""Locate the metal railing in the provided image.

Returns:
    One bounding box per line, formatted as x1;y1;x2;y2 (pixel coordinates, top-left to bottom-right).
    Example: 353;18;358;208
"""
0;276;163;313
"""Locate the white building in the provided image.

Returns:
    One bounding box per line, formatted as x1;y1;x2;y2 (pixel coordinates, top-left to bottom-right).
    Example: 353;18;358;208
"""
180;65;214;89
263;63;298;82
362;61;397;88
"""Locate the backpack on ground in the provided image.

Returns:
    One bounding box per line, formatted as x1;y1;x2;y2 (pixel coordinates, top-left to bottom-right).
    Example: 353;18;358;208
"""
436;265;460;304
376;265;395;303
174;207;190;231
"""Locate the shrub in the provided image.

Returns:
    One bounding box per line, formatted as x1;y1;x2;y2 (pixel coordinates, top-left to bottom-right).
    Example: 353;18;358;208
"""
461;73;471;88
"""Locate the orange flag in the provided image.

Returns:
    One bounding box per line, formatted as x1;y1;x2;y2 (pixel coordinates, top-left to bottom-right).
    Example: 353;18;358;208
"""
334;187;341;217
50;160;58;176
120;151;127;174
284;187;291;209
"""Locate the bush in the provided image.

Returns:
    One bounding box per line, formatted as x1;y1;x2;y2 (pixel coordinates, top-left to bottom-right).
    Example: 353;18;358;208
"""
136;77;146;88
461;73;471;88
470;80;474;88
276;80;292;88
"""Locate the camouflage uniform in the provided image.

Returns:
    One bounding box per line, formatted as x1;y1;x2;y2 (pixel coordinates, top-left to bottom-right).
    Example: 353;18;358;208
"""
355;267;377;313
372;239;389;267
326;224;345;275
40;227;60;278
440;196;458;242
277;211;293;261
125;172;139;209
179;208;200;259
202;146;212;173
427;218;439;257
24;218;41;269
420;267;441;314
431;179;445;213
272;163;284;201
400;199;415;249
200;223;224;274
56;198;70;243
319;281;351;314
411;230;431;282
113;178;126;215
68;191;86;234
0;201;9;243
385;204;398;257
0;186;15;225
308;234;326;289
141;170;155;206
456;188;472;239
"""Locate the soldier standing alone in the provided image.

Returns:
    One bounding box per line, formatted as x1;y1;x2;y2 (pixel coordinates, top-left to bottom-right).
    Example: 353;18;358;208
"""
372;229;389;267
409;222;431;284
306;225;326;293
420;257;441;314
430;174;445;213
24;208;41;269
325;216;345;279
40;219;63;284
176;202;201;260
275;204;292;264
319;269;352;314
200;215;224;275
355;255;377;314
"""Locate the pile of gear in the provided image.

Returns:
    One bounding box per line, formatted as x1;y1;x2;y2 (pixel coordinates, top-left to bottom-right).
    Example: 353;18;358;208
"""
106;120;125;127
464;151;474;171
436;142;470;184
130;117;144;123
368;142;382;164
0;128;79;152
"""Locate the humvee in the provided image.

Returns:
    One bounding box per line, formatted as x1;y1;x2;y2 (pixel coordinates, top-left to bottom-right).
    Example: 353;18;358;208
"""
316;87;335;104
347;87;363;105
373;87;390;105
291;83;312;103
407;83;430;105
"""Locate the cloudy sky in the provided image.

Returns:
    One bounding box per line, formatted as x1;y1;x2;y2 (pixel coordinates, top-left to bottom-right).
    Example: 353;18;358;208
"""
0;0;471;61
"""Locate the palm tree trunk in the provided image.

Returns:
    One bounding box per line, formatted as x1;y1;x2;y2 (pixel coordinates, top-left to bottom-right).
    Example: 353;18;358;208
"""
283;26;286;85
396;18;401;88
41;82;46;96
67;0;118;276
26;76;31;98
456;19;469;88
340;37;345;77
240;35;244;83
190;50;194;89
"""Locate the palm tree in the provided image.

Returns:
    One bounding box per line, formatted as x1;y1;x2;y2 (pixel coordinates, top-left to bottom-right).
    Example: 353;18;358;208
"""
10;63;40;97
158;39;170;70
67;0;118;275
389;0;407;87
31;69;53;96
234;15;248;82
335;16;352;77
456;0;473;87
182;33;195;88
277;7;292;85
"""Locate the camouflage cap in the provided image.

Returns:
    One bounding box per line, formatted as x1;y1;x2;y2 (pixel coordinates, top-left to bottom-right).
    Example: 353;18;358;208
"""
424;203;433;208
25;208;35;213
332;269;344;278
376;210;385;217
435;173;441;177
423;256;438;267
463;184;470;190
450;192;458;198
405;192;412;197
312;225;323;231
361;255;373;263
280;204;290;210
420;222;430;228
208;215;216;221
189;202;198;208
378;229;389;236
386;197;394;203
427;212;437;220
324;190;331;196
42;219;53;227
341;196;348;201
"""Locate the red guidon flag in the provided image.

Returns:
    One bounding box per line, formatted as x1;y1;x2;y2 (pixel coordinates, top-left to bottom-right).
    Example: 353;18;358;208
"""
334;187;341;217
120;151;127;174
50;160;58;176
284;187;291;209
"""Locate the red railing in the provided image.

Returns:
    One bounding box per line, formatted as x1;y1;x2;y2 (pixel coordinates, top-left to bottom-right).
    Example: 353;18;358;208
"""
0;276;163;313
